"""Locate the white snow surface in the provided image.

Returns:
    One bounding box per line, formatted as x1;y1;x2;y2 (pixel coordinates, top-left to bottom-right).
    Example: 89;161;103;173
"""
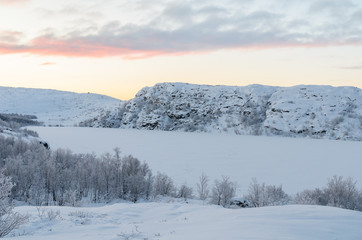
0;86;122;126
8;203;362;240
30;127;362;194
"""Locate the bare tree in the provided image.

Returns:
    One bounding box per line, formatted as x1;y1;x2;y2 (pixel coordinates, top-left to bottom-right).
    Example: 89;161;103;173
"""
245;178;289;207
210;176;236;207
294;176;362;211
153;172;175;197
295;188;326;205
177;184;193;201
324;176;360;210
196;173;209;201
245;178;264;207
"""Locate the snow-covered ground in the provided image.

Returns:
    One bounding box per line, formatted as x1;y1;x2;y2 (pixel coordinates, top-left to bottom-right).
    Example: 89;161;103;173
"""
0;86;122;126
30;127;362;194
9;202;362;240
7;126;361;240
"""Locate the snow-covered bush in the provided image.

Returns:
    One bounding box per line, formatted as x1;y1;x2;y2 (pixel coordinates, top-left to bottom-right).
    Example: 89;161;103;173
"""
295;176;362;211
324;176;360;210
294;188;326;205
245;178;289;207
210;176;236;207
153;173;175;197
177;184;193;201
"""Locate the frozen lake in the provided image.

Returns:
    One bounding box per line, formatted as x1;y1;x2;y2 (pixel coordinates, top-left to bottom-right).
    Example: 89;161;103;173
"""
30;127;362;195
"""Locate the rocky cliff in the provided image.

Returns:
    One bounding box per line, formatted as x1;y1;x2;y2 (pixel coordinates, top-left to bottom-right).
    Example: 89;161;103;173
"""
81;83;362;141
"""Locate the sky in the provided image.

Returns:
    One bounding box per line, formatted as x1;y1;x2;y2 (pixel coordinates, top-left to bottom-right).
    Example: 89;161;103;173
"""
0;0;362;100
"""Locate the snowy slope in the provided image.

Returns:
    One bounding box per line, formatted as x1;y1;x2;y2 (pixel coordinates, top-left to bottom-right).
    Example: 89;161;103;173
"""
0;113;40;140
0;86;122;126
9;203;362;240
84;83;362;141
30;127;362;194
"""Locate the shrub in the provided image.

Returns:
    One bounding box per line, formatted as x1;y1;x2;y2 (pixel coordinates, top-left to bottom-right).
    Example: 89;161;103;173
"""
177;184;193;201
153;173;175;197
244;178;289;207
210;176;236;207
295;176;362;211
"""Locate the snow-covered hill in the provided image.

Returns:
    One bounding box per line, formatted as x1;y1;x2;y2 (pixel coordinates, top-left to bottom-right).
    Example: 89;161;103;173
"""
10;203;362;240
2;83;361;141
83;83;362;141
0;86;122;126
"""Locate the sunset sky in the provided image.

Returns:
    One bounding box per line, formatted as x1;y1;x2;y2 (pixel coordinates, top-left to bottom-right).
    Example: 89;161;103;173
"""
1;0;361;99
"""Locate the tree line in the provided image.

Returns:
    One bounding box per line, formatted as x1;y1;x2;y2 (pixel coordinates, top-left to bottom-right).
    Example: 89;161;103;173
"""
1;134;362;209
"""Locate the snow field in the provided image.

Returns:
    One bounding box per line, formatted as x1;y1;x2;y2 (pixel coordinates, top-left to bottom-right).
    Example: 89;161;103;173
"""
9;202;362;240
7;126;362;240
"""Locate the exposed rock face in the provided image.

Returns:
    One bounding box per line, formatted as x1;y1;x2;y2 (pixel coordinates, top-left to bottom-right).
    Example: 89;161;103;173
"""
82;83;362;141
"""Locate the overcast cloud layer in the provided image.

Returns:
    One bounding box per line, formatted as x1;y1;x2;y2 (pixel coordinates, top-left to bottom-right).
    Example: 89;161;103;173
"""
0;0;362;58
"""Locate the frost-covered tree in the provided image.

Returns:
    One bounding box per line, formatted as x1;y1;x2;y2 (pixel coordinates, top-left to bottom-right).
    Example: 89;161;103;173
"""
245;178;266;207
122;156;152;202
295;176;362;211
0;171;28;238
177;184;193;201
245;178;289;207
294;188;327;206
2;136;156;205
153;172;175;197
210;176;236;207
324;176;359;210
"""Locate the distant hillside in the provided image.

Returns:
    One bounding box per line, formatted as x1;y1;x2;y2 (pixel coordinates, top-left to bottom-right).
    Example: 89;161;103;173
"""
82;82;362;141
0;113;40;140
0;86;122;126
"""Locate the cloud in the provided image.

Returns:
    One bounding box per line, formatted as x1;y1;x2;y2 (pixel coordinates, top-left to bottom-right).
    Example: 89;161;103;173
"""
1;1;362;59
0;0;29;5
309;0;356;15
0;35;165;59
0;30;23;43
40;62;56;66
338;65;362;70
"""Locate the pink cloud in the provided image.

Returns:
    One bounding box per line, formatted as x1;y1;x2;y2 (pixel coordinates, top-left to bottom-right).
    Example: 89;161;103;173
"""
0;36;169;59
0;0;29;5
40;62;56;66
0;35;361;60
0;23;362;60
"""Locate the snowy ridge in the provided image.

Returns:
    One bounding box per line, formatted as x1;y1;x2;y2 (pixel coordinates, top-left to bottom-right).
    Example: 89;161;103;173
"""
0;86;122;126
84;82;362;141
